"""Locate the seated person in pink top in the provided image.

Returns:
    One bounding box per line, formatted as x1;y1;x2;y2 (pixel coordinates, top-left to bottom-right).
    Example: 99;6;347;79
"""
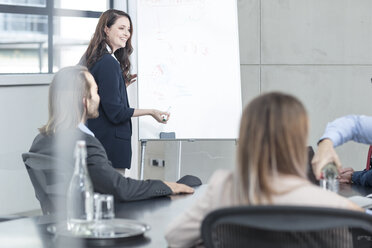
165;92;362;248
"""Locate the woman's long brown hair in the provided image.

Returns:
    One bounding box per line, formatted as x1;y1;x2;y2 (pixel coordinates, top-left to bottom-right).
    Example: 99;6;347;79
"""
235;92;309;205
82;9;134;83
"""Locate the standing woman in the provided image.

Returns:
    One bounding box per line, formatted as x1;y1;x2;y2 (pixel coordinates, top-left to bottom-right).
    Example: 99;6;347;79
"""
81;9;169;170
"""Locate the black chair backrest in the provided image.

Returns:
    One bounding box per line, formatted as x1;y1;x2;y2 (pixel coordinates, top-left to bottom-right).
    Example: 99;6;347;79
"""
201;205;372;248
22;152;72;215
307;146;319;185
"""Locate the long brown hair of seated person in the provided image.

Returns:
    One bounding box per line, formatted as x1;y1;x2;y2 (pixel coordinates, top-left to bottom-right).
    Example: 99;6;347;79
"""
235;92;309;205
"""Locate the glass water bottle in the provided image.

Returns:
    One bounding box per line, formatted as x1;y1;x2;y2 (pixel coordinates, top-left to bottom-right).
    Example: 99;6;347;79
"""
320;162;339;193
66;140;94;234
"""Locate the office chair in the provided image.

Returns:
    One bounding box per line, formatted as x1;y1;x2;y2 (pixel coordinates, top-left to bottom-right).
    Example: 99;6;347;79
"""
22;152;71;215
306;146;319;185
201;205;372;248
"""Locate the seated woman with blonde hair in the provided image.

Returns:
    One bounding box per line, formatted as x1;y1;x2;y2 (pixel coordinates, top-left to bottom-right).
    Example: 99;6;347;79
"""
165;92;362;247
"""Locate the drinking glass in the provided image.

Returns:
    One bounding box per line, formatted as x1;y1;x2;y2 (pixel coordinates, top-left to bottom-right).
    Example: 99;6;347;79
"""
94;193;115;220
92;193;115;237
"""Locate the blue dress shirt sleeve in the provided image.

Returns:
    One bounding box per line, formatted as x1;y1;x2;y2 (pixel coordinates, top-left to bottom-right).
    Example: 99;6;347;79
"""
320;115;372;186
320;115;372;147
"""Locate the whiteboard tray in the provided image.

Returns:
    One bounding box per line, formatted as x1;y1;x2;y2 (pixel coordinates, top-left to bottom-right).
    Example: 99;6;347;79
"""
47;218;150;240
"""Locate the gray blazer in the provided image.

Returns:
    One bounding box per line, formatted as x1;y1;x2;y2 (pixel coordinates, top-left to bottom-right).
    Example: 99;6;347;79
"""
27;129;172;206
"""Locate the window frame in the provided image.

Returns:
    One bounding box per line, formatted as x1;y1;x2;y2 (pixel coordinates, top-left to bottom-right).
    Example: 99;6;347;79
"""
0;0;114;74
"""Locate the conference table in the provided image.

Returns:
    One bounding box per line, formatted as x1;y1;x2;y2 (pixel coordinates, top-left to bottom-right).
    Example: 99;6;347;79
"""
0;185;207;248
1;183;372;248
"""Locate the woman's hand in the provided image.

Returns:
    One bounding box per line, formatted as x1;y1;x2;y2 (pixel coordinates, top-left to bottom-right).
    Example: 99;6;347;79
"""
151;109;171;124
126;74;137;88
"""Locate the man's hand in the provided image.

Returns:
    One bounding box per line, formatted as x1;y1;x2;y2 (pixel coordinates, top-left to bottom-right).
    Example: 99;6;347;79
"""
312;139;342;179
164;181;194;194
338;167;354;184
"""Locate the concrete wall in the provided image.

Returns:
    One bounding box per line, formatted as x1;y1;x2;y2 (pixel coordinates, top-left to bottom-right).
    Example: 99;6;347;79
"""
0;81;49;215
256;0;372;169
143;0;372;182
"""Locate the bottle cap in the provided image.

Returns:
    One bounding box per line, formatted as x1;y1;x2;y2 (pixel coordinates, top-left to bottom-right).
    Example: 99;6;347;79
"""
322;162;338;180
74;140;87;158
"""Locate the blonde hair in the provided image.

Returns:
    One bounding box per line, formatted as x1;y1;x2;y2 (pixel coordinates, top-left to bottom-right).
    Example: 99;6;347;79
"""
235;92;308;205
39;66;91;135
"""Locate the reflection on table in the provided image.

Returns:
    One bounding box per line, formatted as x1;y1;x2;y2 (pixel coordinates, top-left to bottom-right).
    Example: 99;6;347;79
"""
338;183;372;198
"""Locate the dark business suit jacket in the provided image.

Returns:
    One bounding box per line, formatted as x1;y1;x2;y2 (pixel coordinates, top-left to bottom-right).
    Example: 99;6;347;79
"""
28;129;172;206
88;53;134;169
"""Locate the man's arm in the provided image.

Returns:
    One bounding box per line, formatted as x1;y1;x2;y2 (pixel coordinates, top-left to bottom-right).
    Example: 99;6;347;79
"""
86;135;193;201
319;115;372;146
340;167;372;187
351;170;372;187
312;115;372;179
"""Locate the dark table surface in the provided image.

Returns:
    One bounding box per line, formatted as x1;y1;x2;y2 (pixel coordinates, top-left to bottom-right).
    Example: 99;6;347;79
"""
338;183;372;198
1;183;372;248
0;185;207;248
